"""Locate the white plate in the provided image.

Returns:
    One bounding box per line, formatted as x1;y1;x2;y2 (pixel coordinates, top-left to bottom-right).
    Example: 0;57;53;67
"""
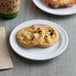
10;19;68;61
32;0;76;15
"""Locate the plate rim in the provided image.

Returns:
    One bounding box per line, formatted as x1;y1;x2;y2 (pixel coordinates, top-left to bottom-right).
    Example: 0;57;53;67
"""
32;0;76;16
9;19;69;61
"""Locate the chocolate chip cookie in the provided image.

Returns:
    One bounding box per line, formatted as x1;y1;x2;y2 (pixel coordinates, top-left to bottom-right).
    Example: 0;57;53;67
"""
16;25;59;48
38;25;59;47
16;25;44;47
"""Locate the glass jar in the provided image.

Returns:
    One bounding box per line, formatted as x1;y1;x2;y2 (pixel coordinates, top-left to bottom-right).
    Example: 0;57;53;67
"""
0;0;20;19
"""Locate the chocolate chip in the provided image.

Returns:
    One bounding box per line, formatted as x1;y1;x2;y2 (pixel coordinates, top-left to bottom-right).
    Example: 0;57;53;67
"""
38;30;42;33
34;30;41;33
45;35;48;38
45;36;47;37
50;32;53;36
48;30;51;32
32;36;35;40
33;31;37;33
37;28;42;33
37;27;40;29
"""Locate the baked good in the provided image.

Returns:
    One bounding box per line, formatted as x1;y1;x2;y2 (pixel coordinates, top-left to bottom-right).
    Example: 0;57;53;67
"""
16;25;59;48
37;25;59;47
43;0;76;8
16;25;44;47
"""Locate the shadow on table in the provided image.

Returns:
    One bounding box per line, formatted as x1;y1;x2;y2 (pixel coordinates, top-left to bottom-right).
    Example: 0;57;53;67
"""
7;43;61;66
10;51;61;66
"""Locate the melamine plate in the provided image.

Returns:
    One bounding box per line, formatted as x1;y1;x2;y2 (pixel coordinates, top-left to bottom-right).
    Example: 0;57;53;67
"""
10;19;68;61
32;0;76;15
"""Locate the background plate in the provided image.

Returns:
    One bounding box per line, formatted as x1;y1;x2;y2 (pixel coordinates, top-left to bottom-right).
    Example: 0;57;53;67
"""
32;0;76;15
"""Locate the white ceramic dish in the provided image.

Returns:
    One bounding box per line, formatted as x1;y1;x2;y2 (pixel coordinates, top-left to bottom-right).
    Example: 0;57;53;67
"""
32;0;76;15
10;19;68;61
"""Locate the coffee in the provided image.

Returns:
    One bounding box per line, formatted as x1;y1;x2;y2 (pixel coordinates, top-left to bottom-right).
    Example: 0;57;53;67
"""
0;0;20;19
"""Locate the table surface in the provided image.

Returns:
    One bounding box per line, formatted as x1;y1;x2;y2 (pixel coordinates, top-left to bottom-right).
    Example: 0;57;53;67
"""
0;0;76;76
